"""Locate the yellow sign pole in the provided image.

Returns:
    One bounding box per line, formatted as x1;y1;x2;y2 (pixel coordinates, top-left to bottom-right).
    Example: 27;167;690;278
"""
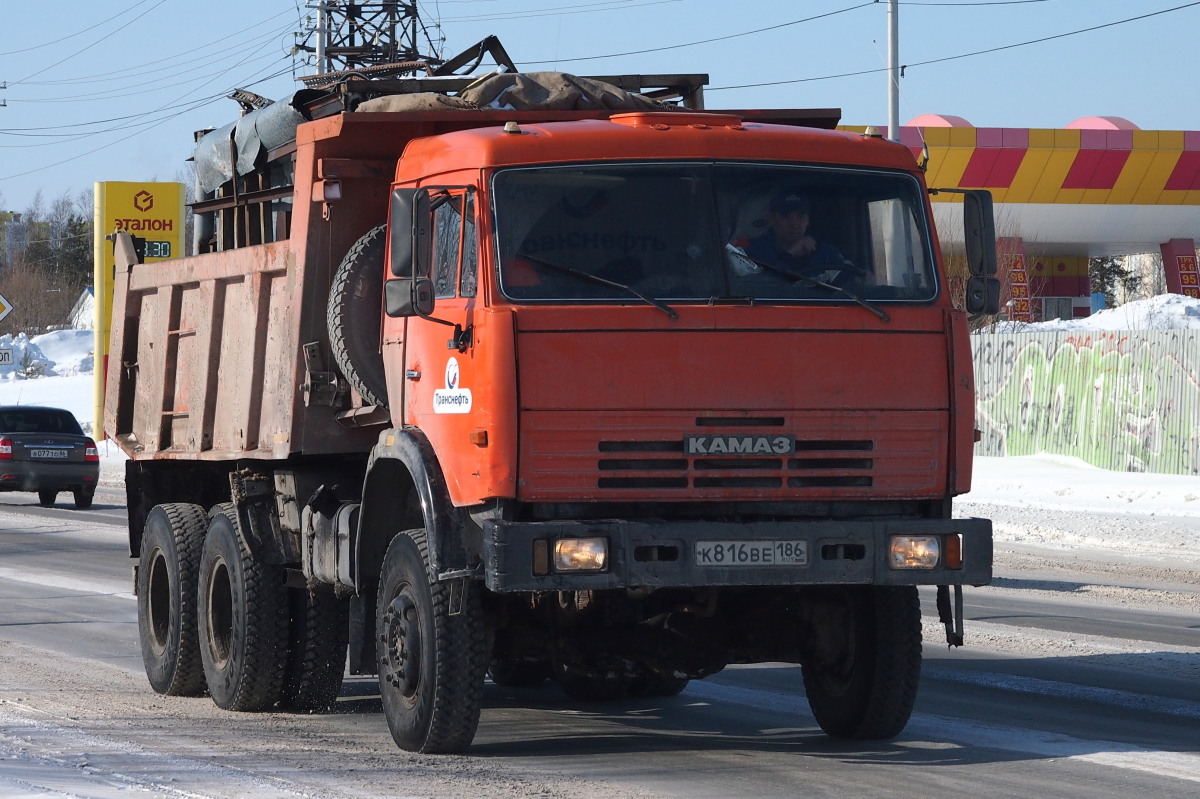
93;182;185;439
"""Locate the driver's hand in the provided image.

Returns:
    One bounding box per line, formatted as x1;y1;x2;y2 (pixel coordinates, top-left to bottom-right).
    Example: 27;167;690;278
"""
789;235;817;257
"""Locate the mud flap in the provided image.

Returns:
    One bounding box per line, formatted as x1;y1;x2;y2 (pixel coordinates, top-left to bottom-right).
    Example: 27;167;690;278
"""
936;584;965;647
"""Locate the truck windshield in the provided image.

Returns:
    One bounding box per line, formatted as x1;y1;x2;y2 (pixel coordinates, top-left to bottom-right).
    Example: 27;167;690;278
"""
493;162;936;305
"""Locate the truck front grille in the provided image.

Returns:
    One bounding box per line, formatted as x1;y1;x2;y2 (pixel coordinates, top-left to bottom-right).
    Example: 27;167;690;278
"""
520;411;945;501
596;432;874;490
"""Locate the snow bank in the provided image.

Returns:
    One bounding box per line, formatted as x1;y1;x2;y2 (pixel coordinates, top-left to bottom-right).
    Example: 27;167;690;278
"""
980;293;1200;333
969;454;1200;518
0;329;95;379
0;331;117;476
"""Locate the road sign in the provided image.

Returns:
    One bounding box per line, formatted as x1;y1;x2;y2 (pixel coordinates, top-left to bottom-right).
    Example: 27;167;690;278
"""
0;291;11;323
0;348;11;366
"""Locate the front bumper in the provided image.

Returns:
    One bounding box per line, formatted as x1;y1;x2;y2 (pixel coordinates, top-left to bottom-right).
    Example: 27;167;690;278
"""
482;516;992;592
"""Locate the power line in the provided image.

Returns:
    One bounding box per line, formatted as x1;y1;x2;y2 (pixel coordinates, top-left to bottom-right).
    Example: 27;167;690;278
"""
0;63;294;183
708;1;1200;92
7;28;292;106
905;1;1200;70
434;0;682;23
898;1;1053;5
0;0;161;57
8;0;173;86
522;3;876;65
16;10;295;87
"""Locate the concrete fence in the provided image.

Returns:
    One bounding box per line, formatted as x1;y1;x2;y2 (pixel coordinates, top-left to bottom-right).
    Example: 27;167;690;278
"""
971;330;1200;475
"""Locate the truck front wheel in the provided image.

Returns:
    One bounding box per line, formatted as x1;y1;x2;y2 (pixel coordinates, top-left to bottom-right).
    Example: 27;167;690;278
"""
801;585;922;740
197;505;289;711
377;529;485;753
137;503;208;696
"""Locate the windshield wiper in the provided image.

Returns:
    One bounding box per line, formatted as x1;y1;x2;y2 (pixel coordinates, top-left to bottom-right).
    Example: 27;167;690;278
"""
725;244;890;323
516;252;679;320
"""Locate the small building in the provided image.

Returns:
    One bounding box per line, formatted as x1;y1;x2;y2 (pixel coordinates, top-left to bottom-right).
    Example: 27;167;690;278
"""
68;286;94;330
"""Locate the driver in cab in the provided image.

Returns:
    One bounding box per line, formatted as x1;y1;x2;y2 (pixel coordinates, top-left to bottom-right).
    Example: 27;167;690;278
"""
743;190;850;278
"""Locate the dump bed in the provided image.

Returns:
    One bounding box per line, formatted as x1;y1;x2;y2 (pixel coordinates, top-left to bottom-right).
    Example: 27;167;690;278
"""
103;232;376;460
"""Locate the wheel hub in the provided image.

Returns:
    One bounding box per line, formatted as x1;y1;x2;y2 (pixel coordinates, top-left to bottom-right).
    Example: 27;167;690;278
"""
382;592;421;697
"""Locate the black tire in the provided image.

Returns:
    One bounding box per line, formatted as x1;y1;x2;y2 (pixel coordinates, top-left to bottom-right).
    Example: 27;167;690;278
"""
136;503;208;696
553;659;631;703
801;585;922;740
197;505;289;711
37;489;57;507
72;486;94;510
376;529;486;753
487;654;552;687
327;224;388;408
280;585;350;712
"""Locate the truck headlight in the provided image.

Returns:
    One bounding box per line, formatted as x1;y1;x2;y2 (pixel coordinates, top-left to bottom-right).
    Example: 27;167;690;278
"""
888;535;940;569
554;538;609;572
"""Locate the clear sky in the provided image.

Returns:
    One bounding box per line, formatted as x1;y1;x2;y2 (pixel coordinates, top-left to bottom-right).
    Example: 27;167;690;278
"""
2;0;1198;212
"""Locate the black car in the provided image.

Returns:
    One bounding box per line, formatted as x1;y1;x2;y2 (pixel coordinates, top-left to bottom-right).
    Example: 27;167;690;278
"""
0;405;100;509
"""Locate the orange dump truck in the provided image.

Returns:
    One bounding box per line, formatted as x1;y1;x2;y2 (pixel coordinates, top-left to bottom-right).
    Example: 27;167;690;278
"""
107;69;997;753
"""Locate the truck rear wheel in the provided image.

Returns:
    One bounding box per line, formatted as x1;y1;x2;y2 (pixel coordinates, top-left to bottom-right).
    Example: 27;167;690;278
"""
327;223;389;409
377;529;486;753
801;585;922;740
137;503;208;696
280;585;349;712
198;505;289;711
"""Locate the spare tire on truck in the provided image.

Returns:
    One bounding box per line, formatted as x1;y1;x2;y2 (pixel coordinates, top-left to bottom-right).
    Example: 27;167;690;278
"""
327;224;389;409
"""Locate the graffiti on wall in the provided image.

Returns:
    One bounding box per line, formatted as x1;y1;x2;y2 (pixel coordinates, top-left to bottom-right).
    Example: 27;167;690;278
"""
973;330;1200;475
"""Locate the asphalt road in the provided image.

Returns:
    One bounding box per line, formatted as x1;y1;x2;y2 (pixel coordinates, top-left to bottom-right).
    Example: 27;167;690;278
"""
0;498;1197;798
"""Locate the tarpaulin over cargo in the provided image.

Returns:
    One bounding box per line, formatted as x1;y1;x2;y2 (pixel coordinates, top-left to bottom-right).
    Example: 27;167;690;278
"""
461;71;664;111
193;90;325;195
193;74;663;194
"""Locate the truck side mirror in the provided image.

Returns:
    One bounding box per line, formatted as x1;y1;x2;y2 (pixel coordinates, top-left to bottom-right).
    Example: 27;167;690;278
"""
384;276;435;318
412;190;434;278
963;190;997;277
388;188;417;277
965;275;1001;315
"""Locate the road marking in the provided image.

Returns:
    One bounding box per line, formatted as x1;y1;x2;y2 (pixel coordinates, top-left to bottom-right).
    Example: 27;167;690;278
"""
686;679;1200;784
0;566;133;601
924;665;1200;720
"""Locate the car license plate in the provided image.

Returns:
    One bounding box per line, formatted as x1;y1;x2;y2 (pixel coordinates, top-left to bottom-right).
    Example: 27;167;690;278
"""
30;449;69;459
694;540;808;567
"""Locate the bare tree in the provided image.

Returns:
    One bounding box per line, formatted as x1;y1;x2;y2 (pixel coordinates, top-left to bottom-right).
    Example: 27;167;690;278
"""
0;190;92;336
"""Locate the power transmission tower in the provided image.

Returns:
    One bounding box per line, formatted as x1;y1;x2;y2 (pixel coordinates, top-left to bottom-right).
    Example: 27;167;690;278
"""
296;1;441;78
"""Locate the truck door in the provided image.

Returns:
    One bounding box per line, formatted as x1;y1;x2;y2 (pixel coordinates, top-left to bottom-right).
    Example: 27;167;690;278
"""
382;188;478;419
401;189;483;470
